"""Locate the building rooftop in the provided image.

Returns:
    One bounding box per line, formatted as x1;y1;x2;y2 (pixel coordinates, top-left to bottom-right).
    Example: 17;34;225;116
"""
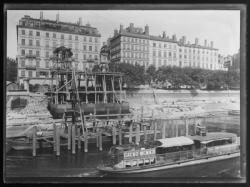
18;15;101;37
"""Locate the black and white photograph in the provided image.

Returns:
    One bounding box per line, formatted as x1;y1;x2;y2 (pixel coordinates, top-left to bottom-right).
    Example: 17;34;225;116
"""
3;4;246;183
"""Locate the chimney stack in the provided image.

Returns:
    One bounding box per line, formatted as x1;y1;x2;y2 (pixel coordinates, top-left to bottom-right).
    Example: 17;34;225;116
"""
182;36;186;44
129;23;134;30
56;13;59;23
195;38;199;45
210;41;214;48
79;17;82;26
204;39;207;47
163;31;166;38
145;25;149;35
172;34;177;41
114;29;118;36
120;24;124;33
40;11;43;21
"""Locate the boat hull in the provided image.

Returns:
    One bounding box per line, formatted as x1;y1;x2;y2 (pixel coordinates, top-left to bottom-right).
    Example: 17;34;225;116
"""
48;102;130;119
97;152;240;174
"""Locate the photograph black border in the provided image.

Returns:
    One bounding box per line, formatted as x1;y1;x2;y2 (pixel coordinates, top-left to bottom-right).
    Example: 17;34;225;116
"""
2;2;248;184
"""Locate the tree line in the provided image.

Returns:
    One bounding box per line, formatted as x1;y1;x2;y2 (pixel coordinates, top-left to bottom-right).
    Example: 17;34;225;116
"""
106;62;240;90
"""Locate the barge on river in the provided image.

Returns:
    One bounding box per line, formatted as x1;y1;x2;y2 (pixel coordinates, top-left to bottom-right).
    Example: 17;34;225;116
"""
97;128;240;174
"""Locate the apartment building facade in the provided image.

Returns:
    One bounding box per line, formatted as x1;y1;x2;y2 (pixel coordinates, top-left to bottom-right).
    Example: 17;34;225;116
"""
110;23;220;70
16;12;101;85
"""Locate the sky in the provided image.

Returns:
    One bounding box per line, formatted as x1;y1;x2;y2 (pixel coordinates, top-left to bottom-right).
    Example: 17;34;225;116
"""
7;10;240;58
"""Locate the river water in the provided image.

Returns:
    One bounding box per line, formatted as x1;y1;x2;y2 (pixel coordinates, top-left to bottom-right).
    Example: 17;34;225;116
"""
5;91;242;182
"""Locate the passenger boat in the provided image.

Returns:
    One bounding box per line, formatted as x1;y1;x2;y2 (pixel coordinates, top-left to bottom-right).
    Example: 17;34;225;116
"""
97;126;240;174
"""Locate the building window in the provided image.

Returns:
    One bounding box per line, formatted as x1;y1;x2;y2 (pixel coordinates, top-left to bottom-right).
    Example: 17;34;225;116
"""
89;37;92;42
29;39;33;46
169;52;172;57
53;33;56;38
36;50;40;57
95;55;98;60
89;46;92;51
46;51;49;58
21;70;25;77
21;39;25;45
46;61;49;68
29;50;32;56
21;30;25;35
61;34;64;39
83;37;86;42
75;36;78;40
45;41;49;48
36;71;40;77
158;51;161;57
28;59;32;66
158;59;161;66
28;71;32;77
21;60;25;67
29;30;33;36
83;45;86;51
36;40;40;46
68;43;72;49
36;60;40;67
153;59;156;66
179;61;182;67
46;32;49;38
75;53;78;59
95;46;98;52
153;51;156;57
36;31;40;37
53;41;57;48
179;55;182;58
83;54;86;60
89;54;92;59
153;43;156;47
69;35;72;40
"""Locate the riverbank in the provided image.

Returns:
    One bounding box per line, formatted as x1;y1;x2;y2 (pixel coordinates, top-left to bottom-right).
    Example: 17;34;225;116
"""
127;89;240;119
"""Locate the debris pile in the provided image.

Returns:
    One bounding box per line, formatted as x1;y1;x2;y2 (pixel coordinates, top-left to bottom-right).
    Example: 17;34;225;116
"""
7;94;52;126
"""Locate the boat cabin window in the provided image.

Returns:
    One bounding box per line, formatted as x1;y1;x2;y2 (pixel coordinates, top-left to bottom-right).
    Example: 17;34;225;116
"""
125;161;131;168
156;145;192;154
144;159;150;165
206;138;233;147
138;160;144;166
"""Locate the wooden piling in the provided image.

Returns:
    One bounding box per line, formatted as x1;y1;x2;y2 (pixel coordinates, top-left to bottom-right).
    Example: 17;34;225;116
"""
154;121;157;140
194;118;197;135
135;124;140;145
56;125;60;156
185;118;188;136
84;131;88;152
112;125;116;145
162;120;166;139
119;127;122;145
142;125;146;142
99;129;103;151
32;126;37;157
96;128;99;148
129;123;133;143
175;120;178;137
78;127;81;150
67;124;71;150
53;123;56;151
72;124;76;154
141;106;144;121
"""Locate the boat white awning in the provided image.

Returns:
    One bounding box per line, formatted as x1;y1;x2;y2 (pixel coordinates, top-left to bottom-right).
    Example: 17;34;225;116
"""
156;136;194;148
